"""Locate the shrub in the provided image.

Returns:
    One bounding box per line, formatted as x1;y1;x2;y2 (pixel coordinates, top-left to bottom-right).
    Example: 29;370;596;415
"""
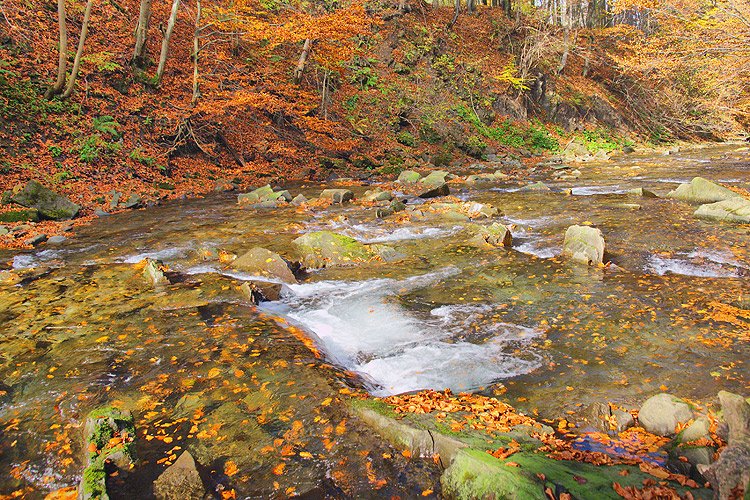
396;131;416;147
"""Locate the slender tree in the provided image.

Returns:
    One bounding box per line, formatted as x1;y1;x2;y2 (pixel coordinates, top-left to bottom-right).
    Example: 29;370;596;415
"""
191;0;201;104
62;0;94;98
156;0;181;84
46;0;68;98
294;38;312;83
132;0;152;66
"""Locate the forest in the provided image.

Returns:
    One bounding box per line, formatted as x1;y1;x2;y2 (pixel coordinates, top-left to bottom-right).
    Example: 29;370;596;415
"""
0;0;749;498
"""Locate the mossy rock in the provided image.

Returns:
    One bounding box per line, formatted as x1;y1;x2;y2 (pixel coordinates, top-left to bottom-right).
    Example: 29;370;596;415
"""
292;231;393;268
79;406;136;500
562;225;605;265
10;180;80;220
0;208;40;222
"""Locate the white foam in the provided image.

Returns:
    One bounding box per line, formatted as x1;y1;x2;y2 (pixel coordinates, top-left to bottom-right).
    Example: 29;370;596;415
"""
119;247;189;264
266;268;543;395
570;186;625;196
647;250;746;278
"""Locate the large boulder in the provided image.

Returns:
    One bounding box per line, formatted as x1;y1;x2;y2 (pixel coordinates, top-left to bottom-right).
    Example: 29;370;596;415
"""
667;177;740;204
638;393;693;437
153;451;205;500
231;247;296;283
11;180;79;220
697;391;750;499
562;225;605;265
292;231;395;268
694;197;750;223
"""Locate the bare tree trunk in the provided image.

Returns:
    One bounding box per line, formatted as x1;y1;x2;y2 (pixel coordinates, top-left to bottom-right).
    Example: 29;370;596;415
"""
191;0;201;104
448;0;460;28
294;38;311;83
132;0;152;66
46;0;68;98
62;0;94;98
557;27;570;75
467;0;474;14
320;70;329;120
398;0;407;12
156;0;181;84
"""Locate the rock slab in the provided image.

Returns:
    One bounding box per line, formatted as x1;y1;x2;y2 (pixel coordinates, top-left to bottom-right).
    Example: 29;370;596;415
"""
153;451;205;500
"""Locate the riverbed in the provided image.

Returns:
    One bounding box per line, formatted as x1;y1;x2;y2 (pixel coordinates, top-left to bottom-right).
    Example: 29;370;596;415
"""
1;144;748;497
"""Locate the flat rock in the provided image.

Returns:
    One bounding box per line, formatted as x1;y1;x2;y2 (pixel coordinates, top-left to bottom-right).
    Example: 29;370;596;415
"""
562;225;605;265
24;234;47;246
694;197;750;223
231;248;296;283
520;181;551;192
420;171;449;186
293;231;393;268
638;393;693;436
153;451;205;500
467;223;512;248
667;177;740;204
10;180;80;220
627;187;659;198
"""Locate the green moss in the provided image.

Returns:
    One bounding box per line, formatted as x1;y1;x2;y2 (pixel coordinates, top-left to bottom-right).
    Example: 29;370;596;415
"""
81;459;107;499
350;398;400;419
0;209;39;222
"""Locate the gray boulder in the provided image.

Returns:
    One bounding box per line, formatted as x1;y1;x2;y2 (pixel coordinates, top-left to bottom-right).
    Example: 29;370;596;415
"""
418;183;450;199
11;180;79;220
238;185;291;204
320;189;354;204
361;189;393;202
667;177;740;204
24;234;47;246
678;417;711;443
397;170;421;184
0;225;7;236
694;197;750;223
638;393;693;436
153;451;205;500
562;225;605;265
291;194;308;206
231;248;296;283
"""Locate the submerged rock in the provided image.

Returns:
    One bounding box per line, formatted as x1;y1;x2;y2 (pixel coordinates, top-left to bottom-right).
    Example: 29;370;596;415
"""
153;451;205;500
231;247;296;283
292;231;395;268
11;180;80;220
239;281;285;304
585;402;635;434
319;189;354;204
562;225;605;265
397;170;421;184
667;177;740;204
694;197;750;223
697;391;750;499
638;393;693;437
520;181;551;192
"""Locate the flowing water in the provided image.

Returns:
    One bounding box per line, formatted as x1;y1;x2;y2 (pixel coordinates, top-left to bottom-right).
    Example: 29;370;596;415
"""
1;144;749;497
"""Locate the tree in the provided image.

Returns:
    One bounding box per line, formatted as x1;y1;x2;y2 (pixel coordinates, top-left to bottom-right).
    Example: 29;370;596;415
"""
62;0;94;98
156;0;181;83
192;0;201;104
133;0;152;67
46;0;68;98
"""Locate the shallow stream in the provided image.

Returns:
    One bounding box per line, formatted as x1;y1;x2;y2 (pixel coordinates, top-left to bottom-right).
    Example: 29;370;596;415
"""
1;144;748;497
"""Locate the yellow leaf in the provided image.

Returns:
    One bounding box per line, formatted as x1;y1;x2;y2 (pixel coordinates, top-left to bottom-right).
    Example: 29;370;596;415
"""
207;368;221;379
224;460;239;477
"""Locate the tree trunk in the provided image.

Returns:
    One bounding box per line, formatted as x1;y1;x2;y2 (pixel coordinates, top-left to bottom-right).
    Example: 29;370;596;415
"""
62;0;94;98
46;0;68;98
132;0;152;66
557;27;570;75
156;0;181;84
294;38;311;83
191;0;201;104
467;0;474;14
448;0;460;28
